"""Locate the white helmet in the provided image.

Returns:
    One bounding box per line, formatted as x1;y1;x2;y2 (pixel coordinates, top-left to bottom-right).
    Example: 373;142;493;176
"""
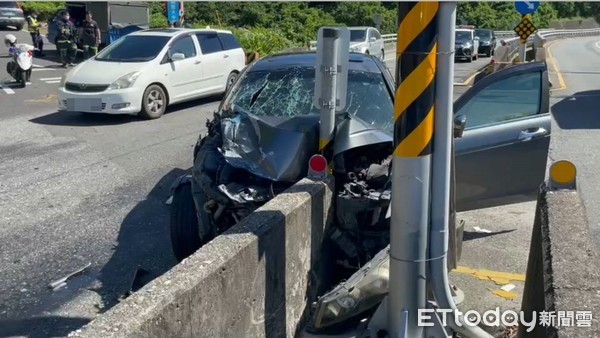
4;34;16;47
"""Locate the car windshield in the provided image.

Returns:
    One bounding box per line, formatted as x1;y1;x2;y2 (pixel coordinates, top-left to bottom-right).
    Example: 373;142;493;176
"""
476;30;492;39
350;30;367;42
225;66;394;135
456;31;472;41
95;35;170;62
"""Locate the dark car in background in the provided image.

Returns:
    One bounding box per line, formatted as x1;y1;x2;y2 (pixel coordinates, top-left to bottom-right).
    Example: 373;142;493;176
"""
476;28;497;57
0;1;25;30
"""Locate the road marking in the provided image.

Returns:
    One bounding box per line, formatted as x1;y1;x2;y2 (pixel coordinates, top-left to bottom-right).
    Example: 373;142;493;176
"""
32;68;57;72
595;41;600;50
0;84;15;95
546;40;567;91
40;77;62;84
454;266;526;284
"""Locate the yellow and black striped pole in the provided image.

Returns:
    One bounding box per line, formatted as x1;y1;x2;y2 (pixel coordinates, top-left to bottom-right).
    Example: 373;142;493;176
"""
388;2;438;337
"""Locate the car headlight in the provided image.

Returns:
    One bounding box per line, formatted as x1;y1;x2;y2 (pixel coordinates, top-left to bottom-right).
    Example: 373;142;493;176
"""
109;71;141;90
463;42;472;49
308;245;390;331
482;41;491;46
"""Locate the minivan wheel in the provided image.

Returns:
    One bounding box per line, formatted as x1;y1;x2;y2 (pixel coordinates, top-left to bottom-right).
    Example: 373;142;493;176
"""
139;84;166;119
170;183;201;261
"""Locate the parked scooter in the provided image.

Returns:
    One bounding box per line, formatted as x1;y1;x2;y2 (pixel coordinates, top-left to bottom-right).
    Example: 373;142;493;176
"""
4;34;34;88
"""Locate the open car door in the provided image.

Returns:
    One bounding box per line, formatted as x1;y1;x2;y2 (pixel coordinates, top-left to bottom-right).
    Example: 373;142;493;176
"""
453;62;551;212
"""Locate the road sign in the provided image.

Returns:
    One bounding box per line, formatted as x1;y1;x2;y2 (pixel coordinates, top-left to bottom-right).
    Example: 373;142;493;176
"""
373;13;382;26
513;14;537;43
515;1;540;15
167;1;180;24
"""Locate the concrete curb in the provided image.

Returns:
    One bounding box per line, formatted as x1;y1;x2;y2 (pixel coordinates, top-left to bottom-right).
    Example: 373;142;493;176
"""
69;178;333;338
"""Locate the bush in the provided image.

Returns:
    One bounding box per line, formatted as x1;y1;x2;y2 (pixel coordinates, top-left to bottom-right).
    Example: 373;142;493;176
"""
232;27;293;55
19;1;65;21
150;12;168;28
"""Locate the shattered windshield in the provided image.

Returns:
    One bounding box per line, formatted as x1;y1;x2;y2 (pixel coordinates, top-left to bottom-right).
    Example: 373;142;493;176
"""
225;66;394;134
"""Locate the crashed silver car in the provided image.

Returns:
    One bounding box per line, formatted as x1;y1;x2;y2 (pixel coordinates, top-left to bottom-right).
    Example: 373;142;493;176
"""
167;52;551;330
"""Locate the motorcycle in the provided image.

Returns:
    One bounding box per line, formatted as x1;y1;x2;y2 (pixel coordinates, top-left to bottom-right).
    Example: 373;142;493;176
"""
7;44;34;88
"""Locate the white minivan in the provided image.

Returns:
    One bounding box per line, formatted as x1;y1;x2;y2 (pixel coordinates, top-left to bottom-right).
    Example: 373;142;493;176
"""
58;28;246;119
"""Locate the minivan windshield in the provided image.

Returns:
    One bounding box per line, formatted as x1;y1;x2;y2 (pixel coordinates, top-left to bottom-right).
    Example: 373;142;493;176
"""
225;66;394;135
455;31;472;41
95;35;171;62
350;29;367;42
476;30;492;39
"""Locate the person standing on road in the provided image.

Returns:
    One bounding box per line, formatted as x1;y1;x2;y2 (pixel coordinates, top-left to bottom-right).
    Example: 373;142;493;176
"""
492;39;511;72
79;11;101;60
26;11;44;56
56;11;77;68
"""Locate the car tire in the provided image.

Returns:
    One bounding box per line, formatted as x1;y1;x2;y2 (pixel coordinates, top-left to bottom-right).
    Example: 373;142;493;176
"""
225;72;237;93
139;84;167;120
15;24;23;31
169;183;201;262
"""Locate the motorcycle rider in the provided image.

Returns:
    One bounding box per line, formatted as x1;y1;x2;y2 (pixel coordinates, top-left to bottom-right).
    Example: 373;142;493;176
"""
79;10;101;60
56;10;77;68
26;11;44;56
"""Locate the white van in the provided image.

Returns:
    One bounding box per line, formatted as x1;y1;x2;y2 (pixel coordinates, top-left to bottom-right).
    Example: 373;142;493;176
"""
58;28;246;119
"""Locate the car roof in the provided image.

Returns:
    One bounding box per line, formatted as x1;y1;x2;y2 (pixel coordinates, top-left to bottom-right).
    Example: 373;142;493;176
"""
456;29;473;32
249;52;384;74
130;28;233;37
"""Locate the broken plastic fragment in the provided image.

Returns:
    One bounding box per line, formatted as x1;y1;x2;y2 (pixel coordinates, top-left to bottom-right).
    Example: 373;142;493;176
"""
473;226;492;233
501;284;516;292
48;262;91;290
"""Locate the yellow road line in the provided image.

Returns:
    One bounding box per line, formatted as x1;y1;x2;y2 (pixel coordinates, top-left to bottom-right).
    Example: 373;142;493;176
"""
454;266;526;284
546;40;567;91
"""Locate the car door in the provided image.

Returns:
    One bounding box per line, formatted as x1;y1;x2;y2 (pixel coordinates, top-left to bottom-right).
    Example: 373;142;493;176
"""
195;31;227;93
160;34;202;101
367;28;376;54
453;62;551;212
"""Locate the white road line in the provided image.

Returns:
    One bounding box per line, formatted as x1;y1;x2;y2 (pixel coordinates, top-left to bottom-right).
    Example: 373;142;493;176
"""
32;64;44;68
32;68;57;72
45;80;61;84
40;77;62;81
595;41;600;49
0;84;15;95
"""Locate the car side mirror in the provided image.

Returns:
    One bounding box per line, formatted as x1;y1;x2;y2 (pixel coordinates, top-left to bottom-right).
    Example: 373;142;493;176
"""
171;53;185;62
454;114;467;138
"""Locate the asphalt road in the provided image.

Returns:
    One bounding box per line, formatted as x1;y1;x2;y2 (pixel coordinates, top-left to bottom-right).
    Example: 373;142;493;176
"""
0;29;538;337
546;35;600;248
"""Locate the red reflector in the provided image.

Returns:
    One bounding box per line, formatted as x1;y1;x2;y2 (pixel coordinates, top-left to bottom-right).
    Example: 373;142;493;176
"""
309;155;327;173
27;50;32;57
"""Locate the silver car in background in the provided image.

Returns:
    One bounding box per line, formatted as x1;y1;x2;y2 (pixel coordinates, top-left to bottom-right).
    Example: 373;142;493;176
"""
348;26;385;61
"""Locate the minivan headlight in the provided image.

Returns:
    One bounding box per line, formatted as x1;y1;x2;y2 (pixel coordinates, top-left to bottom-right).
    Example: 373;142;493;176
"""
109;71;141;90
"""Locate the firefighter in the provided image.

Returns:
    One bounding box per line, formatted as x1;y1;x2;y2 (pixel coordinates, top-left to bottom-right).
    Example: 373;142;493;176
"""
56;11;77;67
26;11;44;56
79;10;101;60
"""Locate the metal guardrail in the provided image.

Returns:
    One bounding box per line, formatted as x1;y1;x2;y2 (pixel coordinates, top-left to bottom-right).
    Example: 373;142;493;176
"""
308;27;600;53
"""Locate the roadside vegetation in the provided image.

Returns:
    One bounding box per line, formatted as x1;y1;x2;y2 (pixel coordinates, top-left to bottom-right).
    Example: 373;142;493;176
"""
17;1;600;55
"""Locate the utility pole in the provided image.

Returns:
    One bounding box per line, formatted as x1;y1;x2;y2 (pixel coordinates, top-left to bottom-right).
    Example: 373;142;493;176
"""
388;2;438;337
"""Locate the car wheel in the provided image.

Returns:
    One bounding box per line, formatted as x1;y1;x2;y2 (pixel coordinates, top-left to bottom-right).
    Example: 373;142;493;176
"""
225;72;237;93
15;24;23;31
139;84;166;120
169;183;201;262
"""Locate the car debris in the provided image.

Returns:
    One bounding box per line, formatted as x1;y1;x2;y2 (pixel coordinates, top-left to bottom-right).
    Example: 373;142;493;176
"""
48;262;91;291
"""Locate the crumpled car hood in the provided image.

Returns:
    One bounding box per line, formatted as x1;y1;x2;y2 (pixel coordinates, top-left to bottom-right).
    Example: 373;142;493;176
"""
220;109;320;183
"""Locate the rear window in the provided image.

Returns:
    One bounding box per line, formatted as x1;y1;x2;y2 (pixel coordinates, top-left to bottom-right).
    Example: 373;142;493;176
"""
0;2;19;8
196;32;223;55
218;33;242;51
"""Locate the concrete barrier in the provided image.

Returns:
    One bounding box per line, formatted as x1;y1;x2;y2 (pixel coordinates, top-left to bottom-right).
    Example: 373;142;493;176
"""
519;180;600;337
69;178;333;338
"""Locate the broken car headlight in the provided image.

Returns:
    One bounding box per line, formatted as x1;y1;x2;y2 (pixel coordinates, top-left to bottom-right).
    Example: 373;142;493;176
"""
309;245;390;331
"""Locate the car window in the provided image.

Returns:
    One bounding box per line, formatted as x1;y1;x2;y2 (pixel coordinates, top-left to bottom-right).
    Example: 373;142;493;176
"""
225;66;394;134
0;1;18;8
170;35;196;59
196;33;223;55
455;31;471;41
218;33;242;51
373;30;381;40
95;35;171;62
456;72;542;129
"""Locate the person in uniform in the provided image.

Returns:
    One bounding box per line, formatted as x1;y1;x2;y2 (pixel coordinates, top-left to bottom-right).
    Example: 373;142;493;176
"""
56;11;77;67
26;11;44;56
79;10;101;60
